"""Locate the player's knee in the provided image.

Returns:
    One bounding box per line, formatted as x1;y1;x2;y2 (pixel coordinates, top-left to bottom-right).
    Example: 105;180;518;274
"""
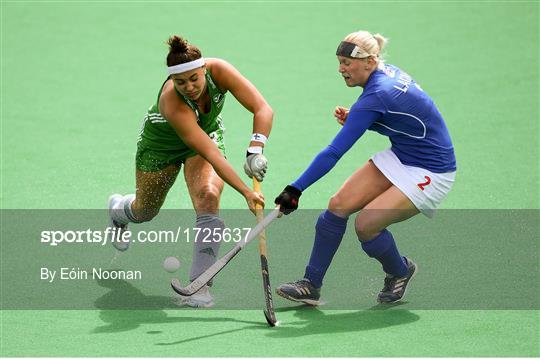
193;185;221;213
328;193;344;210
328;193;356;217
355;215;380;242
329;193;353;212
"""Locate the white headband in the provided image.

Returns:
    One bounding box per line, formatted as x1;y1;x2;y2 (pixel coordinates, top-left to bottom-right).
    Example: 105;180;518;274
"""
167;58;205;75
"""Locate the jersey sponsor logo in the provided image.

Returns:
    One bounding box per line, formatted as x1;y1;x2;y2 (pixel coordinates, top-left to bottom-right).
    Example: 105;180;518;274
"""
417;176;431;191
382;64;396;78
213;93;224;104
208;131;220;146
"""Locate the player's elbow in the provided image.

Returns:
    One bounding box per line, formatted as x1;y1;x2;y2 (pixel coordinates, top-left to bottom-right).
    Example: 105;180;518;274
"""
256;103;274;123
325;145;344;161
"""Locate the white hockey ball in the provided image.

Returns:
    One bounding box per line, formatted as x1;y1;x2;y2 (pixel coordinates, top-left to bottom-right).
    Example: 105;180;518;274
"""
163;256;181;273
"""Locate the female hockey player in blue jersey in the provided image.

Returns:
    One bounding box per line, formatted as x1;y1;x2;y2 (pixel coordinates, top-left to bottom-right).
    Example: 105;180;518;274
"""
274;31;457;305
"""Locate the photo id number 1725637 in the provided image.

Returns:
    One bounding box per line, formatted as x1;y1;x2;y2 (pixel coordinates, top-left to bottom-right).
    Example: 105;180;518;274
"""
185;227;252;243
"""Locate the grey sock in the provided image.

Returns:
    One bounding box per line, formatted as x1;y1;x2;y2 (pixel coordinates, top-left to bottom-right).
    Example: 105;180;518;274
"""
189;213;225;285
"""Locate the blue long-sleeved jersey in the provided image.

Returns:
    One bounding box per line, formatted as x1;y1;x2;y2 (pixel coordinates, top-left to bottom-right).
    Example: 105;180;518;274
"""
292;64;456;191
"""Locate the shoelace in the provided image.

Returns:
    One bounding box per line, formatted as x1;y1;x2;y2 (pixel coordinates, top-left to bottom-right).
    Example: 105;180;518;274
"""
382;276;395;291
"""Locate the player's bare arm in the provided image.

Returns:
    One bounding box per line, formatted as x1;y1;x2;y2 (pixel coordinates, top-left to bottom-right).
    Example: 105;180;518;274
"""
159;83;264;210
208;59;272;182
208;59;273;146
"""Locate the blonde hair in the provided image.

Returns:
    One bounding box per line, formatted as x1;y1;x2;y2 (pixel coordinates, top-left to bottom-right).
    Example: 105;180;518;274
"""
344;31;388;64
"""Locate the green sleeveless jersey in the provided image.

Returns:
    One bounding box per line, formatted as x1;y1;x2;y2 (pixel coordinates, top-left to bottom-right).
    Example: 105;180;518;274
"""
137;71;226;151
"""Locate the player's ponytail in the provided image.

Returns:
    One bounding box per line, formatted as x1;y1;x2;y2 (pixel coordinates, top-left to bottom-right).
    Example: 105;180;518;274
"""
372;33;388;53
372;33;388;64
167;36;189;54
166;35;202;66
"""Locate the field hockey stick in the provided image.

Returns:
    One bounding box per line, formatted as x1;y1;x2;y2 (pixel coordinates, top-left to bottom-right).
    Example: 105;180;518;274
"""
171;206;280;297
253;178;278;326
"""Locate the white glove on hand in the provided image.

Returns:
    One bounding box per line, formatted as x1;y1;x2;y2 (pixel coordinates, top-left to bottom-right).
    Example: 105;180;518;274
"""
244;153;268;182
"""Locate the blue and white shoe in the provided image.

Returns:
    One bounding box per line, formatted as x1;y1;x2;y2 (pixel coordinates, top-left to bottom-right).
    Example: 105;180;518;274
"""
276;278;321;306
108;194;131;252
377;257;417;303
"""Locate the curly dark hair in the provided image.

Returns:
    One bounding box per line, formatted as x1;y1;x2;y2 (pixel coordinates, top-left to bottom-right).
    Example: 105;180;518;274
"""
166;36;202;66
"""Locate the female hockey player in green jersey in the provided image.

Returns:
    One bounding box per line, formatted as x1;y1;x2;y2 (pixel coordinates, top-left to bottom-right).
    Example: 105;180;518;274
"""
108;35;273;307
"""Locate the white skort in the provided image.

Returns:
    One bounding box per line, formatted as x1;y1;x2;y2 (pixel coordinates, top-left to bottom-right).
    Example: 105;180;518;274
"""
371;148;456;218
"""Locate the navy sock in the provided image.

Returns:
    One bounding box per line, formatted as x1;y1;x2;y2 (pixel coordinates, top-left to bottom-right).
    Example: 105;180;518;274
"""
304;210;348;288
361;229;407;277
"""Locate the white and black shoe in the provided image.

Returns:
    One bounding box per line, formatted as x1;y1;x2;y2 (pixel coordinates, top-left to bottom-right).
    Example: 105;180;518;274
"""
276;278;321;306
377;257;417;303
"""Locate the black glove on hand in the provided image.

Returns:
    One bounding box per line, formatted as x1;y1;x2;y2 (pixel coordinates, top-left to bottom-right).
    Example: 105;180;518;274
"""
274;185;302;215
